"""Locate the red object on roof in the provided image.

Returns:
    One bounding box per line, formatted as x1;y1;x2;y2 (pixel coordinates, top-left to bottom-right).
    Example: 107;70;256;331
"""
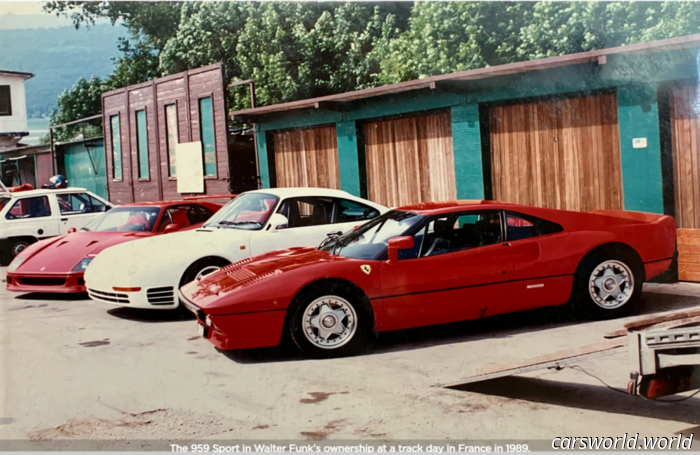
8;183;34;193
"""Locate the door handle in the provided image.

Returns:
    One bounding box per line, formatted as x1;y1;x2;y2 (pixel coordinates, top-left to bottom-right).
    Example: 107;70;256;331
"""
502;242;512;247
61;218;68;222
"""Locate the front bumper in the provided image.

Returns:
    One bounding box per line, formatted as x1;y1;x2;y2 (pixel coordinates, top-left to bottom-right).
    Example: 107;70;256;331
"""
6;271;86;293
179;290;286;350
87;279;179;309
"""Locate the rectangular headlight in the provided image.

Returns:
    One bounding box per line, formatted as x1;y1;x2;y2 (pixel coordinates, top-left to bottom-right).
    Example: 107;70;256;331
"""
8;257;25;273
72;257;93;272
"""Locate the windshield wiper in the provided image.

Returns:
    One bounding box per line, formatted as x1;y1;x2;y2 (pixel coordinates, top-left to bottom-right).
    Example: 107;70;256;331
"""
80;227;90;232
319;231;343;255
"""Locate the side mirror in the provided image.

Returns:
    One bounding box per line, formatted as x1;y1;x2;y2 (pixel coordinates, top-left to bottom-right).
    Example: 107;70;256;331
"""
67;227;77;234
163;223;181;234
268;213;289;230
387;236;414;263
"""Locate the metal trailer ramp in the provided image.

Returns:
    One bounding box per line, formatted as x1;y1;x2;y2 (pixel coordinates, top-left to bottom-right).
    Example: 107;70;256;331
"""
437;338;626;388
437;307;700;392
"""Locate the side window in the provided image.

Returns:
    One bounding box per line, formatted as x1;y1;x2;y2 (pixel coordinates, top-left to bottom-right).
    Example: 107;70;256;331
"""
5;196;51;219
158;205;195;232
334;199;380;224
506;212;563;241
278;197;334;228
196;204;215;221
57;193;94;215
89;195;107;213
420;210;502;257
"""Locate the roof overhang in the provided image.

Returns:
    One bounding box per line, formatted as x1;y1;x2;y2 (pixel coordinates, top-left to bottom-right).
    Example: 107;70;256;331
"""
230;33;700;122
0;70;34;80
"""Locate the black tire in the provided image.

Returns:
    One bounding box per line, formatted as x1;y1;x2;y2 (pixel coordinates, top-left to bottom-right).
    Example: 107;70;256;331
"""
180;257;231;287
177;257;231;315
570;248;644;320
288;281;374;359
5;237;36;264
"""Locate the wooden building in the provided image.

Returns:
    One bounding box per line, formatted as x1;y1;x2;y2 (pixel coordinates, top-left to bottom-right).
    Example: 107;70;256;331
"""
230;34;700;282
101;63;254;204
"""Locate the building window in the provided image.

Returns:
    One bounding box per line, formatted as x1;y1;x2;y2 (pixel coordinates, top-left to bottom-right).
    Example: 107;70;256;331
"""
0;86;11;116
165;104;178;177
110;115;123;180
198;96;216;177
135;109;149;179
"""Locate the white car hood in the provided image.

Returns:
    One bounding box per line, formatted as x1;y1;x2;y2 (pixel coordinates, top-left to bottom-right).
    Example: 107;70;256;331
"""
85;227;254;287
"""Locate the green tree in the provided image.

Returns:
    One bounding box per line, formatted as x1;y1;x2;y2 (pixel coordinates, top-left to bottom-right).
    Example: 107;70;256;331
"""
379;1;700;84
515;2;700;59
46;77;108;142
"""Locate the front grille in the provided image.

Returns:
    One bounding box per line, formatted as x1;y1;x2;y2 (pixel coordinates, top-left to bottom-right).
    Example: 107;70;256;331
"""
147;286;175;306
88;288;130;304
17;277;66;286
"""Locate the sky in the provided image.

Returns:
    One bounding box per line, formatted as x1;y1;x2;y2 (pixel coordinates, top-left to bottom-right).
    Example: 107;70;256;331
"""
0;1;46;16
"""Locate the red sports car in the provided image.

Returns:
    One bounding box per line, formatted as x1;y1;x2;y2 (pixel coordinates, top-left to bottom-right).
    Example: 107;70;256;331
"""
6;200;221;293
179;201;677;358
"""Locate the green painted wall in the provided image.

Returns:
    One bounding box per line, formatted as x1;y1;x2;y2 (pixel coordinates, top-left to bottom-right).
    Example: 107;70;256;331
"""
336;121;361;197
109;115;122;180
61;139;108;200
451;104;484;200
256;129;271;188
135;109;149;179
617;84;664;214
199;96;217;176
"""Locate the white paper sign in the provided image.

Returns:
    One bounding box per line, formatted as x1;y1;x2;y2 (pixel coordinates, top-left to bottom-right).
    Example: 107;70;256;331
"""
175;141;204;194
632;138;647;149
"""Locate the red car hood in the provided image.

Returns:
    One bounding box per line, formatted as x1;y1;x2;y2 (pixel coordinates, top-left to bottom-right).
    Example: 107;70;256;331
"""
182;246;340;310
16;231;155;274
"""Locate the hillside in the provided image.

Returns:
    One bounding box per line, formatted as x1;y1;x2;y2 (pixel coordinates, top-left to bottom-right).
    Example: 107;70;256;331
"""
0;20;125;118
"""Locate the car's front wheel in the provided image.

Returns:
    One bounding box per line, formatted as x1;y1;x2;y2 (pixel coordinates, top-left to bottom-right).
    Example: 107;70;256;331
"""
180;257;231;287
570;250;643;320
288;283;373;359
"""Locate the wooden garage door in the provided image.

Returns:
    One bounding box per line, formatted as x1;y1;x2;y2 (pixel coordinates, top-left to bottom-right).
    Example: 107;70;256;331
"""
489;93;623;212
272;125;340;189
364;111;456;207
670;83;700;281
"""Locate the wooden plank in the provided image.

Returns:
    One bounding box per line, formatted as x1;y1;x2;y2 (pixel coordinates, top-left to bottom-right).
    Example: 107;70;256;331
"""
605;315;700;338
679;263;700;273
623;306;700;330
678;253;700;263
678;236;700;246
474;338;626;377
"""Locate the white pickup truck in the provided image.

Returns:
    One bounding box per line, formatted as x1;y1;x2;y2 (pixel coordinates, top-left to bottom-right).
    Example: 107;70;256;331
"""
0;181;113;265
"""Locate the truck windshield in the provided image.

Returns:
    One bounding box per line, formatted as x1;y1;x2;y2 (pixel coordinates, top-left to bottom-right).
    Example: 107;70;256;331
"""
321;210;424;260
202;192;279;230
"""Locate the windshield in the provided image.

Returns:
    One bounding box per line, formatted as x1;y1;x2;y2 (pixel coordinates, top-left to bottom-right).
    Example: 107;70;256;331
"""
203;192;279;230
83;206;162;232
0;197;9;212
321;210;425;260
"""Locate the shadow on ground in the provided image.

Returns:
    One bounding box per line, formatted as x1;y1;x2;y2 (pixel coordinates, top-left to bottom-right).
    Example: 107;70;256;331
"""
13;292;90;301
450;376;700;424
106;307;195;323
216;287;700;364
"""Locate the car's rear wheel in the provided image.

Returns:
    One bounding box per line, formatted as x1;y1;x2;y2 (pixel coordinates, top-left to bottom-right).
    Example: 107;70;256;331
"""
288;283;373;359
570;249;643;320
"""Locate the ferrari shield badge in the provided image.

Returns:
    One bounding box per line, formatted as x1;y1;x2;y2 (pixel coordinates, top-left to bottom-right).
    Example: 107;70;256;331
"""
361;265;372;275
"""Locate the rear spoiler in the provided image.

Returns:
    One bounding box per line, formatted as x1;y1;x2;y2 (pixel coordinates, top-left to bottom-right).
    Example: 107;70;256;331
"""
183;194;238;201
590;209;666;223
